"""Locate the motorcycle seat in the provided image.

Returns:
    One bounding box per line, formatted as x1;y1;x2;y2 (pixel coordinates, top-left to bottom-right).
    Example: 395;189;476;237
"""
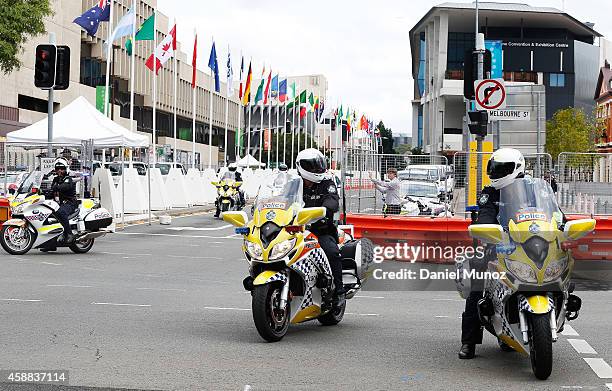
67;210;80;220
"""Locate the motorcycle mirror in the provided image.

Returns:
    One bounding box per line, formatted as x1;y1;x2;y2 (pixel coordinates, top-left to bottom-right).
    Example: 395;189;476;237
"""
296;207;326;226
222;211;248;228
468;224;505;244
563;219;596;241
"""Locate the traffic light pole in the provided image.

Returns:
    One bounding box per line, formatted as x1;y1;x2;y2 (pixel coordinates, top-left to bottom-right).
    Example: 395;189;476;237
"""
47;33;56;157
475;0;484;201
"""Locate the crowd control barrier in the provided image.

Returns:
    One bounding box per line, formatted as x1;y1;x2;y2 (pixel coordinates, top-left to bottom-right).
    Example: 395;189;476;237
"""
345;214;612;263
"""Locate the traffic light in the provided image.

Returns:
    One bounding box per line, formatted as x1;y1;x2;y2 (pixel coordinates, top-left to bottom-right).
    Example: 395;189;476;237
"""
54;46;71;90
34;44;57;89
463;49;492;100
468;110;489;138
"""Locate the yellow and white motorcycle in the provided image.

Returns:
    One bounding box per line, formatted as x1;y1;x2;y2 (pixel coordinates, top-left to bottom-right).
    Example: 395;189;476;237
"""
223;175;373;342
212;178;243;217
461;177;595;380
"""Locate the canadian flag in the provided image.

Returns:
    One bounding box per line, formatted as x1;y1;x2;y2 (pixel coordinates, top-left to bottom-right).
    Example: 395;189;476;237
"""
145;25;177;75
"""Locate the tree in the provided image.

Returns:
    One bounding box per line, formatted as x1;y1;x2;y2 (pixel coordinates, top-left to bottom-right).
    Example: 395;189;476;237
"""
0;0;53;74
545;108;596;160
377;121;395;154
410;146;425;155
395;144;412;155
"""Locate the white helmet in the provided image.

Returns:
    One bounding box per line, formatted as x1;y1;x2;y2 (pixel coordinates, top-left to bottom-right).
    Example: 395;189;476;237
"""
228;163;238;172
296;148;327;183
54;158;69;172
486;148;525;190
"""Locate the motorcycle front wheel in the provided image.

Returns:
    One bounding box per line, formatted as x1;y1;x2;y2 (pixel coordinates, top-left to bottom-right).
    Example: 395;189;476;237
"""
252;284;289;342
528;313;553;380
0;225;35;255
69;238;95;254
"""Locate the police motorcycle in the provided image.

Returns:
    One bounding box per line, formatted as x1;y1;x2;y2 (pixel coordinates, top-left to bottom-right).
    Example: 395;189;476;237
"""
212;172;243;217
458;177;595;379
1;170;113;255
222;174;374;342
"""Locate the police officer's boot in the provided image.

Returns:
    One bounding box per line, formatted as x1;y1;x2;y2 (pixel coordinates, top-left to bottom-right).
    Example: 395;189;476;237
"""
458;344;475;359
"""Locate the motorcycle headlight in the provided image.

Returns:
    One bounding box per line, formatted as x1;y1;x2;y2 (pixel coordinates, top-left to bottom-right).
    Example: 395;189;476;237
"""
269;238;296;260
245;240;263;260
505;259;537;283
543;256;568;282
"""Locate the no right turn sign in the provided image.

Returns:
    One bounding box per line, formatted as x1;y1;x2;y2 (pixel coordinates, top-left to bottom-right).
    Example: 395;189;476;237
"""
474;78;506;111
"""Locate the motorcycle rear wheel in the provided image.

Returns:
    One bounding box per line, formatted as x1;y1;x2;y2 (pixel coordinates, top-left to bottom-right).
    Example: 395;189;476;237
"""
0;225;35;255
528;313;553;380
252;284;289;342
69;238;95;254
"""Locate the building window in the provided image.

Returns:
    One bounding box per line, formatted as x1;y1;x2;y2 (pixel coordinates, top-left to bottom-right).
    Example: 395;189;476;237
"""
550;73;565;87
447;32;475;72
417;32;426;96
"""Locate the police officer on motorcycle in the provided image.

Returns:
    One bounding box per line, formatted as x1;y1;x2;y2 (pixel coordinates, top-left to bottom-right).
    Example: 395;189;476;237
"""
295;149;345;309
215;163;246;218
459;148;526;359
49;158;78;244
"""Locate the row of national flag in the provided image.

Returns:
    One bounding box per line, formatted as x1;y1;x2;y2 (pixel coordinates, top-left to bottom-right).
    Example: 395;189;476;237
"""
73;3;322;112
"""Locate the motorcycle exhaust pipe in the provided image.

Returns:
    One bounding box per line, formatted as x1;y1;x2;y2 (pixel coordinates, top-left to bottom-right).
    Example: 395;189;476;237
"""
77;231;108;242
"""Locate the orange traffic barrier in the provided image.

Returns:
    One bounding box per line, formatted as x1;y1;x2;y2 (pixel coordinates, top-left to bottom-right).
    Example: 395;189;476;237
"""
0;197;10;223
345;213;612;262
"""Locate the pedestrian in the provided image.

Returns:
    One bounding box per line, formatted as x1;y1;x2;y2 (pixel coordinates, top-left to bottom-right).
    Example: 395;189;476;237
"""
369;168;401;215
544;170;558;193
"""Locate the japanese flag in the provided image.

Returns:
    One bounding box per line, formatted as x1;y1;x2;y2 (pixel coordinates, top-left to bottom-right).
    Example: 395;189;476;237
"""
145;24;176;74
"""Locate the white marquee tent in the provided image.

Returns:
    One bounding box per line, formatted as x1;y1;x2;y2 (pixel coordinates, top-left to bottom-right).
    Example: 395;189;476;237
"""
7;96;148;147
236;153;265;168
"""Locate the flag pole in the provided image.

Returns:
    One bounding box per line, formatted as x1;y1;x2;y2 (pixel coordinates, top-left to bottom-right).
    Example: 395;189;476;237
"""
172;18;177;168
236;51;242;159
152;9;157;165
247;102;251;158
192;29;197;169
103;0;114;117
208;38;214;169
291;101;295;169
267;72;272;168
129;0;136;134
283;93;287;164
275;79;280;167
223;45;230;167
259;74;264;166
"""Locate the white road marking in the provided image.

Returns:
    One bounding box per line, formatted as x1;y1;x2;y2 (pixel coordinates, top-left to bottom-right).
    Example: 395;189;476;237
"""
433;298;464;302
204;306;250;311
99;251;153;257
434;315;449;318
354;295;385;299
136;287;186;292
1;298;43;302
41;261;63;266
166;254;223;260
116;232;231;239
81;267;105;272
583;358;612;378
167;225;232;231
134;273;164;278
91;302;151;307
345;312;379;317
567;339;598;354
561;324;580;336
47;284;93;288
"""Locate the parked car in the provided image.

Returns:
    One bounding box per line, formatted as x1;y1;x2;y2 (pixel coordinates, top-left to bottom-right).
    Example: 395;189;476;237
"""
399;180;451;217
155;162;187;175
398;164;454;198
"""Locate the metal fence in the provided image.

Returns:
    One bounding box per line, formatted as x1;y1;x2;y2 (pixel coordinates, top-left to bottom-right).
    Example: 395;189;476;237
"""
557;152;612;215
341;148;449;215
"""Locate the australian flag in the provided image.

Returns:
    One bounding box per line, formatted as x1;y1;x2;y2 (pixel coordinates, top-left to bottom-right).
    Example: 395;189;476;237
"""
73;4;110;37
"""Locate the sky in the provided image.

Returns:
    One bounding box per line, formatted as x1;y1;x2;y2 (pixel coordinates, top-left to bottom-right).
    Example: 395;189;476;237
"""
157;0;612;137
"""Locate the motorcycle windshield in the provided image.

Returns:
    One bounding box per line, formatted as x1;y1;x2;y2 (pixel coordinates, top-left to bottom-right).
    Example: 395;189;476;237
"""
15;170;43;196
221;172;236;181
497;177;562;228
255;174;304;212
